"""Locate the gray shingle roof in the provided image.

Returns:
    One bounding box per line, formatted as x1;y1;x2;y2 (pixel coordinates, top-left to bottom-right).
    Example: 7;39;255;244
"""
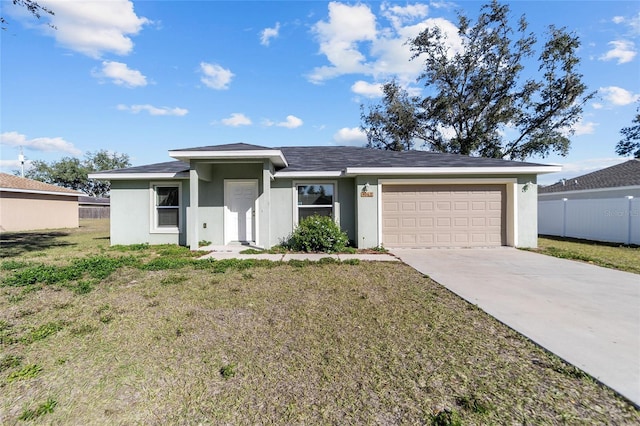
97;161;190;174
539;159;640;193
94;144;549;176
278;146;544;172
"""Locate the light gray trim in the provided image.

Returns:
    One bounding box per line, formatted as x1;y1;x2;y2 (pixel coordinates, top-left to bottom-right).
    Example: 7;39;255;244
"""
345;166;561;176
89;172;189;180
149;181;182;234
169;149;288;167
275;171;343;178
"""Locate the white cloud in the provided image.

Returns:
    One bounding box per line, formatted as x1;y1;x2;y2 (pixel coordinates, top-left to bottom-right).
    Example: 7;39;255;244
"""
332;127;367;146
93;61;147;87
199;62;234;90
309;2;377;83
612;16;625;24
572;120;598;136
599;86;640;106
611;12;640;35
308;3;461;85
0;131;81;156
591;102;603;110
599;40;637;64
277;115;303;129
37;0;149;58
117;104;188;116
260;22;280;46
351;80;384;98
221;113;252;127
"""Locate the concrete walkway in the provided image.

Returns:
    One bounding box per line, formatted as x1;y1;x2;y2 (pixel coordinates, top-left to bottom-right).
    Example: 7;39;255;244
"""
198;245;399;262
391;247;640;406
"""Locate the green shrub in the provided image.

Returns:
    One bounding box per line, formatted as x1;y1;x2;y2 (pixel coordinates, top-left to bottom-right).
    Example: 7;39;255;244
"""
286;215;348;253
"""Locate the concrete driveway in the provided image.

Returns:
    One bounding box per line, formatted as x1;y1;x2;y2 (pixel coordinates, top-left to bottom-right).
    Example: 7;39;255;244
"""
391;247;640;406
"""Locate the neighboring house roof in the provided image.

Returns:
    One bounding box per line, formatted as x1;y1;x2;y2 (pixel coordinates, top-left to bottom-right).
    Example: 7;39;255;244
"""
90;144;560;179
0;173;83;197
79;196;110;205
539;159;640;194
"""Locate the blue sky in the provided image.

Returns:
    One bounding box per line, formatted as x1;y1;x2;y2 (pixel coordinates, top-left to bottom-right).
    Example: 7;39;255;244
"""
1;1;638;185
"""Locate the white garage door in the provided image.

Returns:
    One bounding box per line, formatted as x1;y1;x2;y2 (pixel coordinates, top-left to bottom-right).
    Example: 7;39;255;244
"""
382;184;506;248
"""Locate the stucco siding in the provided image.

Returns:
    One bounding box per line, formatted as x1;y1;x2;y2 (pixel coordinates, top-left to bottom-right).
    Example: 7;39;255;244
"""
110;180;188;246
269;179;294;246
0;191;78;232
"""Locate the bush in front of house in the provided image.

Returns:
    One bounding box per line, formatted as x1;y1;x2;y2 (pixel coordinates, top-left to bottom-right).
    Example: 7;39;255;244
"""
286;215;349;253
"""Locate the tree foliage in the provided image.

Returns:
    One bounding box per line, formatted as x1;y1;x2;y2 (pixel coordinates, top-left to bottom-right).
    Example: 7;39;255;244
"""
361;0;594;159
1;0;55;29
615;107;640;158
22;150;130;197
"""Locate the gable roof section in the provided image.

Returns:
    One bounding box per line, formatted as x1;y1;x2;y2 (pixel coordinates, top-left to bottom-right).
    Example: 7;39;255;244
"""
90;144;561;179
89;161;190;179
169;143;288;167
539;159;640;194
0;173;83;197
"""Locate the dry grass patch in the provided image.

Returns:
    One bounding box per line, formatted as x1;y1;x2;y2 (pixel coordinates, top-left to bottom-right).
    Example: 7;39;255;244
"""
535;236;640;274
0;221;638;424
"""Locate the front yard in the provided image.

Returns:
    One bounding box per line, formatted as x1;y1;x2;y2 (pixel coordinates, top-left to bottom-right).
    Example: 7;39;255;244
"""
0;220;638;424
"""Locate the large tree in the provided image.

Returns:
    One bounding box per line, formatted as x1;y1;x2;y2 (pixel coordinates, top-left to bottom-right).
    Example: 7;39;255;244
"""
361;0;594;159
22;150;130;197
615;107;640;158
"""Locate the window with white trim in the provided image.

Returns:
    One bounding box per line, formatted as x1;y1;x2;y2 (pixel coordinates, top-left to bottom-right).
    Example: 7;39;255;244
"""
151;183;181;232
296;183;334;221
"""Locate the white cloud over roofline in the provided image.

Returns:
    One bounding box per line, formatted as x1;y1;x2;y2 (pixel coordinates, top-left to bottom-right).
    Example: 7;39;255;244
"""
332;127;367;146
599;86;640;106
221;113;252;127
599;40;637;64
260;22;280;46
0;131;81;156
199;62;234;90
308;3;461;85
117;104;188;116
38;0;149;58
93;61;147;87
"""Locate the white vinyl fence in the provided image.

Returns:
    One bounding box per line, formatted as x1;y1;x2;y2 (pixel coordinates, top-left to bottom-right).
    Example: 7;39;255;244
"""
538;197;640;245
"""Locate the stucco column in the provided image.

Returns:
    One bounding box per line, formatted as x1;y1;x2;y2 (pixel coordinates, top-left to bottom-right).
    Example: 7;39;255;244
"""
355;176;379;248
189;167;199;250
258;160;271;248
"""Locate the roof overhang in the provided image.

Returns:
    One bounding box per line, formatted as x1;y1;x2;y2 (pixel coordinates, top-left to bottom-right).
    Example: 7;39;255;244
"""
88;172;190;180
0;187;82;197
169;149;288;168
343;166;562;176
274;171;343;178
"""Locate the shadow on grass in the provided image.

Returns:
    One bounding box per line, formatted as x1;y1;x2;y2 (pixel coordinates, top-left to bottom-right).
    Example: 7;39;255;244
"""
0;231;75;258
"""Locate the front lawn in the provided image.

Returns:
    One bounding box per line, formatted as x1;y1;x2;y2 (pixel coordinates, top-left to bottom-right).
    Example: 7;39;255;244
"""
536;236;640;274
0;221;638;424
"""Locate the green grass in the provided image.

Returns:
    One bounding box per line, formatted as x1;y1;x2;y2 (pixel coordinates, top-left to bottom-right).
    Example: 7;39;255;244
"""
0;220;638;424
535;236;640;274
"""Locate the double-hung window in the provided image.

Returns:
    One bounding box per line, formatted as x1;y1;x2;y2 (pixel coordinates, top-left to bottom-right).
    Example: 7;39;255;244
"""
296;183;335;221
151;183;181;232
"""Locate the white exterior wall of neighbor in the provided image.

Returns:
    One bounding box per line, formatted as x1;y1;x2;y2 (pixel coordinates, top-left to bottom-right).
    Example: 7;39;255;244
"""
110;180;189;246
539;197;640;245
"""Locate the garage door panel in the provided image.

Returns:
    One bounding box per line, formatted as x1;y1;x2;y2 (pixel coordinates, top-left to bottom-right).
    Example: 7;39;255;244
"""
382;184;506;248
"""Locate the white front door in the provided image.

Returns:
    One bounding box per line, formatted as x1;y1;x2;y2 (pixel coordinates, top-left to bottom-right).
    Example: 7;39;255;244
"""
224;180;258;243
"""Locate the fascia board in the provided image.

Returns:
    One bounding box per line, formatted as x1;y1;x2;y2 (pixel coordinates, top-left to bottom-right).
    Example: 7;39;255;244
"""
0;188;82;197
344;166;562;176
168;149;288;167
88;172;190;180
273;171;343;178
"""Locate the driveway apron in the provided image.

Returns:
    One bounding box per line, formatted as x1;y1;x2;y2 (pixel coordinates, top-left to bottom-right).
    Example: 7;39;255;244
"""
391;247;640;406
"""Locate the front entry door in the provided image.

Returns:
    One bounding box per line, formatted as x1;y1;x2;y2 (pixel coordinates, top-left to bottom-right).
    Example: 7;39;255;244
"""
224;180;258;243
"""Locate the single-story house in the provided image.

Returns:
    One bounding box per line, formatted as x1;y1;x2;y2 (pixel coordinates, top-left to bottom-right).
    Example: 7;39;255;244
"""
538;159;640;244
89;143;560;250
0;173;83;232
